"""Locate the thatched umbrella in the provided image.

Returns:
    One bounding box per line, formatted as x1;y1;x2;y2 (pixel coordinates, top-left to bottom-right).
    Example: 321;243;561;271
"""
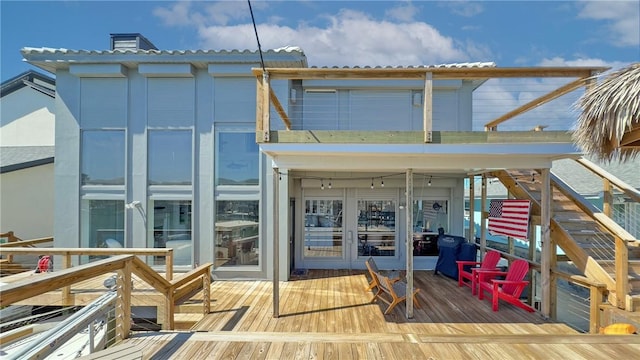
574;63;640;162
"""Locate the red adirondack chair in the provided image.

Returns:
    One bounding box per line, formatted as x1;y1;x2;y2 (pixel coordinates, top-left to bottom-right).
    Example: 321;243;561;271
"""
477;259;534;312
456;250;501;295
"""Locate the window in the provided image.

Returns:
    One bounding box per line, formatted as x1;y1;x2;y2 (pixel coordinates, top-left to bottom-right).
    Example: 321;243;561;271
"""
215;132;259;185
304;199;343;258
215;200;259;267
148;200;192;266
81;131;125;185
81;200;124;260
412;199;449;256
357;200;395;257
148;131;192;185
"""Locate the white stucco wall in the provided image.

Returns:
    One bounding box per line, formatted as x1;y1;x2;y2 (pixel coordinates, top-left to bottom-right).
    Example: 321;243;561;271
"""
0;163;54;239
0;87;55;146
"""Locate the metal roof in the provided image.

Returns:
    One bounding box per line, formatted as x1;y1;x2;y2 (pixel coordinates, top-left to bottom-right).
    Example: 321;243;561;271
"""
308;62;497;69
21;47;309;74
0;146;55;173
1;70;55;98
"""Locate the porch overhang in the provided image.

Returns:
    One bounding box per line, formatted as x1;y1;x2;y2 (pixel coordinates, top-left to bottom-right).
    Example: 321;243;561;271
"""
260;142;581;172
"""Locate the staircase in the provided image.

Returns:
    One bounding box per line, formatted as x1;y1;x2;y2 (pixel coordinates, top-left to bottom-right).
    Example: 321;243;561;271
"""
490;167;640;312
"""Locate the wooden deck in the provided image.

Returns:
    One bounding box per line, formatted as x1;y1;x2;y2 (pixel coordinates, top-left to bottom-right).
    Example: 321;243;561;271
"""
119;270;639;359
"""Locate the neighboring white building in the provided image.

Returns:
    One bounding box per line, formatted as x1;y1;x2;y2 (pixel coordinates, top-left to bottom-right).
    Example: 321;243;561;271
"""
0;71;56;240
21;33;608;280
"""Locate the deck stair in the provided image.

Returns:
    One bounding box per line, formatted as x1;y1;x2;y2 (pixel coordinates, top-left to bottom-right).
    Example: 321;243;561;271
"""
490;168;640;312
0;259;30;275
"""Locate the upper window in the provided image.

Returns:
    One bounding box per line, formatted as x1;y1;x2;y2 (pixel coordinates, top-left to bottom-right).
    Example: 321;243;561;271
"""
81;131;125;185
215;132;259;186
148;130;192;185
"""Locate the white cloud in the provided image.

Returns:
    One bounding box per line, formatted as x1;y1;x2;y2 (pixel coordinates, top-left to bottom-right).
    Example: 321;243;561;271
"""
385;2;420;22
439;1;484;17
577;1;640;47
197;9;472;67
153;1;198;27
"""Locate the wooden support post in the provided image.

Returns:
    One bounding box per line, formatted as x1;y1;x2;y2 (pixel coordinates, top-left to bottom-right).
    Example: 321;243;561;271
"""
256;75;264;141
406;169;414;319
540;168;552;318
164;290;175;330
262;72;271;142
603;179;612;218
165;249;173;281
116;260;132;340
590;285;603;334
527;220;537;307
273;167;280;318
423;72;433;143
203;265;211;315
469;176;475;244
62;252;72;305
479;175;487;257
615;235;629;309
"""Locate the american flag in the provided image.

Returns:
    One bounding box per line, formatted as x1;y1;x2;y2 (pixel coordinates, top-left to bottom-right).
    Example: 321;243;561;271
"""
488;199;531;240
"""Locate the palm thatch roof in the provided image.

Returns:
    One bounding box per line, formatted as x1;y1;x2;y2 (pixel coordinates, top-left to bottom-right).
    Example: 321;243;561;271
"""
574;63;640;162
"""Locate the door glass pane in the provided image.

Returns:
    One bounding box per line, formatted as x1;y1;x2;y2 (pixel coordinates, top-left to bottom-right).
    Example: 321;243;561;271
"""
304;199;343;257
215;200;259;267
149;200;192;266
357;200;396;257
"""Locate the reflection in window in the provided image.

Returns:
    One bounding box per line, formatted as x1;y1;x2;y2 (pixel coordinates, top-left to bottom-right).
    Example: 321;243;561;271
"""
357;200;396;257
81;200;124;261
215;132;259;185
215;200;259;267
148;131;192;185
81;131;125;185
149;200;192;266
413;200;449;233
304;199;343;258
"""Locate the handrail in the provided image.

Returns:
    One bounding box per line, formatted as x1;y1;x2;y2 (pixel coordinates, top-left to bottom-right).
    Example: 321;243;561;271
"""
0;252;212;332
575;158;640;203
0;237;53;248
0;247;175;281
0;255;134;306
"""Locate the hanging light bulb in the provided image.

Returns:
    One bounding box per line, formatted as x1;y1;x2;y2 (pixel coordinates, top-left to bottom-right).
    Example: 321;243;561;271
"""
531;173;535;182
381;178;385;187
428;176;432;187
321;179;324;190
328;179;332;189
371;178;374;189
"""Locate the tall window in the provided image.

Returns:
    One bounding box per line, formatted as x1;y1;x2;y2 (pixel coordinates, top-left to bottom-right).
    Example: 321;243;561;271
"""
81;200;124;261
214;129;261;269
81;131;125;185
357;200;396;257
148;200;192;266
215;200;259;266
304;199;343;258
215;132;259;185
148;130;192;185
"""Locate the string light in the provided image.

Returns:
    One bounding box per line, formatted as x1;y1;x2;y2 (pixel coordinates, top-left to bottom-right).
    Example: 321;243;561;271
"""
371;178;374;189
328;179;332;189
321;179;324;190
531;173;535;182
381;179;385;187
428;176;432;187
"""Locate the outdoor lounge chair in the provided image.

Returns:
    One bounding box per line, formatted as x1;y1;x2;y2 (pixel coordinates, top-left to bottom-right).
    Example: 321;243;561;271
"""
477;259;534;312
364;257;400;291
456;250;501;295
369;269;420;315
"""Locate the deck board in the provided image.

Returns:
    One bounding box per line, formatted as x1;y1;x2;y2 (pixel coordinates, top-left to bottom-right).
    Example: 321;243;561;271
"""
8;269;640;358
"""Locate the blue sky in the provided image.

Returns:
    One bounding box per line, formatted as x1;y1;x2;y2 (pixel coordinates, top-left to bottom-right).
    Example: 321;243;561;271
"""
2;0;638;82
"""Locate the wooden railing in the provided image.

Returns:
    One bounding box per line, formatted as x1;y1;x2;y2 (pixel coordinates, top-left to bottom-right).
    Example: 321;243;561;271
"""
0;232;53;264
0;253;212;334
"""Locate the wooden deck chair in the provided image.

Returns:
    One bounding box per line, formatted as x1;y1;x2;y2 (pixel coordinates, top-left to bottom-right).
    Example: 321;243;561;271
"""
364;257;399;291
477;259;534;312
456;250;501;295
370;270;420;315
